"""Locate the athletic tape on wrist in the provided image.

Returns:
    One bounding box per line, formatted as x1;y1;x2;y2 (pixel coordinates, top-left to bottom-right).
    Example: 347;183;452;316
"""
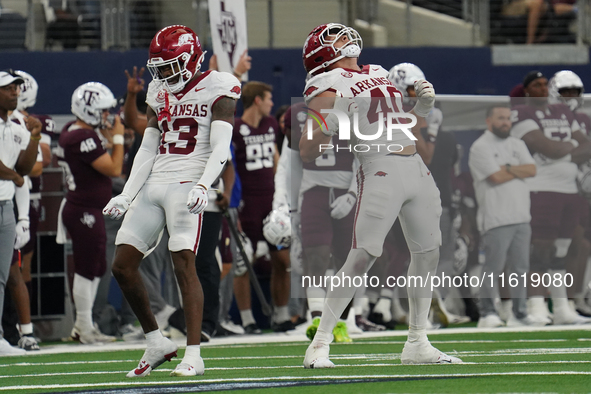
112;134;125;145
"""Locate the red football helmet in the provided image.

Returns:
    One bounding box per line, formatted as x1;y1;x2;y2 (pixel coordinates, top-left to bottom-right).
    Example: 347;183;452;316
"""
147;25;206;93
303;23;363;76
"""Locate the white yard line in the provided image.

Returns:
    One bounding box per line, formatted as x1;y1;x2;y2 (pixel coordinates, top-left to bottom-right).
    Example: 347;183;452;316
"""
2;371;591;391
2;360;591;379
2;326;587;357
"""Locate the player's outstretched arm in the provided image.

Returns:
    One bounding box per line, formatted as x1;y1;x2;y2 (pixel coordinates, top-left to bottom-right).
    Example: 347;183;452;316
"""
103;108;160;220
188;97;236;215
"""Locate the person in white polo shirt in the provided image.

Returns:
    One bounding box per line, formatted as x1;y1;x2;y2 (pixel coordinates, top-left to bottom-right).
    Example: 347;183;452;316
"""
469;105;537;328
0;70;42;355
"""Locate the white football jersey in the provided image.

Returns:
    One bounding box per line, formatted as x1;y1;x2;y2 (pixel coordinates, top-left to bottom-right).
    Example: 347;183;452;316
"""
145;70;241;183
304;65;413;163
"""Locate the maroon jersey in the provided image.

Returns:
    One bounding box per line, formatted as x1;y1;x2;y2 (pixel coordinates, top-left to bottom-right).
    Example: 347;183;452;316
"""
287;102;354;173
32;114;55;194
57;122;111;209
232;116;278;196
575;112;591;137
511;103;580;193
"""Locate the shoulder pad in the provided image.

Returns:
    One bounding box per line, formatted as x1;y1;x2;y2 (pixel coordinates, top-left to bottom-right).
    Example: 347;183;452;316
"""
303;69;341;103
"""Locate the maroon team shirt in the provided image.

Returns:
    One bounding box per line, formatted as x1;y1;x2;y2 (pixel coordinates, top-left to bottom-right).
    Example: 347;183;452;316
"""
58;122;111;209
287;102;354;172
233;116;278;196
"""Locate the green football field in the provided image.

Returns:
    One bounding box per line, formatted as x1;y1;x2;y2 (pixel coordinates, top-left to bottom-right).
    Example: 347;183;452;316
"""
1;327;590;393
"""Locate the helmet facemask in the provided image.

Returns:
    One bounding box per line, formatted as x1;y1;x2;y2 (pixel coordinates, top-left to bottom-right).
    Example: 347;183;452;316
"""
304;24;363;75
147;51;205;94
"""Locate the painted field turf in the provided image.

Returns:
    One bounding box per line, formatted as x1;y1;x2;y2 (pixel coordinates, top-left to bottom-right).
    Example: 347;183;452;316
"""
0;328;590;393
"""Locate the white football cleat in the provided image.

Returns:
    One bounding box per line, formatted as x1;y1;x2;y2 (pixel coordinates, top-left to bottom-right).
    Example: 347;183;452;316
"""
303;340;335;369
477;314;504;328
0;338;26;356
401;340;463;364
71;325;117;344
170;359;205;377
126;338;178;378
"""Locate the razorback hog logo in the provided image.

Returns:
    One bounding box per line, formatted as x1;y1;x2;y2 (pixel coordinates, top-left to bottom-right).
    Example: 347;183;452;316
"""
177;33;194;47
231;85;241;94
83;90;99;106
374;171;388;177
155;90;166;103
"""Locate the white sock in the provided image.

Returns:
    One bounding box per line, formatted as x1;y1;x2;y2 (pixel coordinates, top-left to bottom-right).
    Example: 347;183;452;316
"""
145;329;164;347
306;287;326;316
407;249;439;343
240;309;256;327
182;345;201;366
274;305;290;324
19;323;33;336
318;249;376;334
73;274;94;331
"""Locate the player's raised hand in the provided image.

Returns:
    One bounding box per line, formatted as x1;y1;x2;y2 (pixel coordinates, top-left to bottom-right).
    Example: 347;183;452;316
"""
187;184;208;214
234;50;252;78
14;219;30;250
103;194;132;220
124;66;145;94
111;115;125;136
413;79;435;117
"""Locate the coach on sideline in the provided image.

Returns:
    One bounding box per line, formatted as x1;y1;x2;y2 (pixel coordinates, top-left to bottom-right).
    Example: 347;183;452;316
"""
0;70;42;355
469;105;537;328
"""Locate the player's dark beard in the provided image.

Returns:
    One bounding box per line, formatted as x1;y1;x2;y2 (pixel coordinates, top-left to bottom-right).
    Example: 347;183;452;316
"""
491;125;510;139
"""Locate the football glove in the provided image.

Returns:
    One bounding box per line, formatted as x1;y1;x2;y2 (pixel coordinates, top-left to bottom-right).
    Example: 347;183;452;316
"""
187;184;208;215
263;209;291;248
330;192;356;220
14;219;30;250
103;194;132;220
412;79;436;118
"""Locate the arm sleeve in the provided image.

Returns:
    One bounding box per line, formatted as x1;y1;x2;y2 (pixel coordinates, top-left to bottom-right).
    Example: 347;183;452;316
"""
121;127;160;199
272;140;290;210
14;181;30;221
197;120;233;190
290;147;303;210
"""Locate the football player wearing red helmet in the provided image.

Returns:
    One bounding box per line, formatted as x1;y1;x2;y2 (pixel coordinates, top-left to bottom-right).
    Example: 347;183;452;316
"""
104;25;241;377
299;24;462;368
146;25;206;94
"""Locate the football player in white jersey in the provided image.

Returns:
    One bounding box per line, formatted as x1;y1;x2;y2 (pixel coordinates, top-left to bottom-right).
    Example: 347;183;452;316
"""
103;25;241;377
299;23;462;367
